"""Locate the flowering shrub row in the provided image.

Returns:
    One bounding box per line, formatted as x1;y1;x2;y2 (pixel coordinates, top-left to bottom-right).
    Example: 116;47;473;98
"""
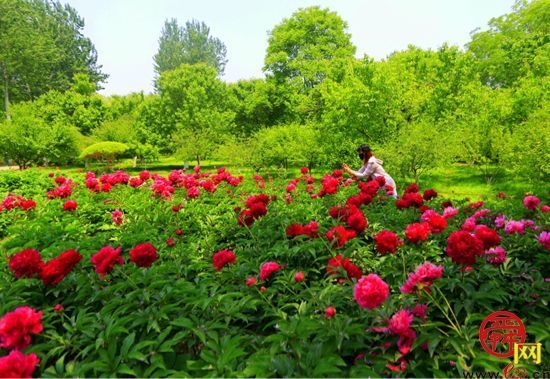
0;166;548;377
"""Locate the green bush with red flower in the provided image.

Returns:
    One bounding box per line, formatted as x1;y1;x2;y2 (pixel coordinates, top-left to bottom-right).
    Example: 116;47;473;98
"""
0;166;548;377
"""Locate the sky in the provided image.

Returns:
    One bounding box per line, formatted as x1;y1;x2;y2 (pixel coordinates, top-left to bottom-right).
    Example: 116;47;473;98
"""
63;0;517;96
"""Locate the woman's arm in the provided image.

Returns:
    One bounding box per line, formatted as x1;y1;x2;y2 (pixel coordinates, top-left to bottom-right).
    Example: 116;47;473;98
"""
343;162;373;178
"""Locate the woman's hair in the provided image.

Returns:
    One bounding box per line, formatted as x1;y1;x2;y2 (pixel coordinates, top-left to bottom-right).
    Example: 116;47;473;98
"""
356;144;372;160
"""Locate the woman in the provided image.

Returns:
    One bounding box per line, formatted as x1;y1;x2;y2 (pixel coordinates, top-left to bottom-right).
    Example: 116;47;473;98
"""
342;144;398;199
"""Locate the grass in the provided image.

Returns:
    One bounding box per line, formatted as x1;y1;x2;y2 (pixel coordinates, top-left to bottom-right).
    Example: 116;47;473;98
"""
417;164;547;201
2;158;547;202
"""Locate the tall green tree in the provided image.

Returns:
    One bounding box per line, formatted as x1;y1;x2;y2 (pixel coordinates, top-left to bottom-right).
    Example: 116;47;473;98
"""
264;6;356;90
0;0;106;118
157;64;234;164
153;18;227;84
467;0;549;88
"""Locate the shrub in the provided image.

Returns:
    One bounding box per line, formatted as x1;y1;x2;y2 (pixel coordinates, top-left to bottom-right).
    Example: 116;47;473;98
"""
79;141;130;164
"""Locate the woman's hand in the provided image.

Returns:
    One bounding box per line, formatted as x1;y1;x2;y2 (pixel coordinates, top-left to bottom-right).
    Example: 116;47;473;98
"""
342;163;353;175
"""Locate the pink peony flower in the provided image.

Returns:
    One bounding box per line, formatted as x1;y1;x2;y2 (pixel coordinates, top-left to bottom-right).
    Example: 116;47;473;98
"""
495;214;506;228
485;246;507;265
505;220;525;235
111;209;124;225
443;207;458;219
388;309;413;336
354;274;389;309
536;231;550;250
401;262;443;294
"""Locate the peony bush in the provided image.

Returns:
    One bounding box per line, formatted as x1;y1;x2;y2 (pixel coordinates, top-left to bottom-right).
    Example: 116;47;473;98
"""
0;167;548;377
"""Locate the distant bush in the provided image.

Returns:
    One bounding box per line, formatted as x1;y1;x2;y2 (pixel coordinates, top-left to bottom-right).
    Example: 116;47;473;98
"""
80;141;130;164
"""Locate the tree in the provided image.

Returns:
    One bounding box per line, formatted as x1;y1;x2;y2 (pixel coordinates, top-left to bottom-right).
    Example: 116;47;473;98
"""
264;6;356;90
467;0;549;88
251;124;321;170
157;63;234;163
0;101;79;168
0;0;106;118
153;18;227;84
228;79;289;136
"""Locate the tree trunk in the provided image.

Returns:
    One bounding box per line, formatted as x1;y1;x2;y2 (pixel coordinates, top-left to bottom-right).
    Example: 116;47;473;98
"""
132;156;137;168
196;155;201;166
3;71;10;120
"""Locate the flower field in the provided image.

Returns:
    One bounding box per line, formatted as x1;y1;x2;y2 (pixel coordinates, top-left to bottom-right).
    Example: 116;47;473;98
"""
0;167;548;377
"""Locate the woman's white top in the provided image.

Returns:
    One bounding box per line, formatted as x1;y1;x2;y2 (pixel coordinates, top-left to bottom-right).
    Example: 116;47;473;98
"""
354;156;390;180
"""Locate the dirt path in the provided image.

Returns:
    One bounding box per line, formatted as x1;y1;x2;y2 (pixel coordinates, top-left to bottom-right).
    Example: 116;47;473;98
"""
0;166;18;170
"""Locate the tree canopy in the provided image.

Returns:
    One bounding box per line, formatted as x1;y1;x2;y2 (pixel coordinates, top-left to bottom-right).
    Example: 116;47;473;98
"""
153;18;228;84
0;0;106;117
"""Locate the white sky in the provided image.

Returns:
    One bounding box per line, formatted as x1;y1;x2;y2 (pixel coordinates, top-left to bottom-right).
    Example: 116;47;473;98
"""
63;0;517;95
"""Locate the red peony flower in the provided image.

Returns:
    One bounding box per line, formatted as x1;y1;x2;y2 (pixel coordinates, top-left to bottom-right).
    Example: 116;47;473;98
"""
326;226;357;247
400;262;443;294
286;221;318;238
0;350;40;378
63;200;77;211
474;225;501;249
402;193;423;208
421;210;447;234
325;306;336;319
212;250;236;271
422;189;438;201
9;249;43;279
412;304;427;320
129;177;143;187
354;274;389;309
166;238;175;247
54;304;64;313
246;277;257;286
375;176;386;186
129;242;158;268
40;249;82;286
395;199;410;210
523;195;540;210
374;230;403;255
300;167;309;174
441;200;453;209
389;309;413;336
326;255;362;281
175;229;183;236
320;174;339;195
18;199;36;211
0;306;43;350
345;208;367;232
404;184;419;193
187;186;200;199
445;231;484;265
397;328;416;355
405;223;431;243
259;261;281;281
90;246;124;278
245;194;270;208
358;180;380;196
139;170;150;181
294;271;305;282
54;176;66;184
